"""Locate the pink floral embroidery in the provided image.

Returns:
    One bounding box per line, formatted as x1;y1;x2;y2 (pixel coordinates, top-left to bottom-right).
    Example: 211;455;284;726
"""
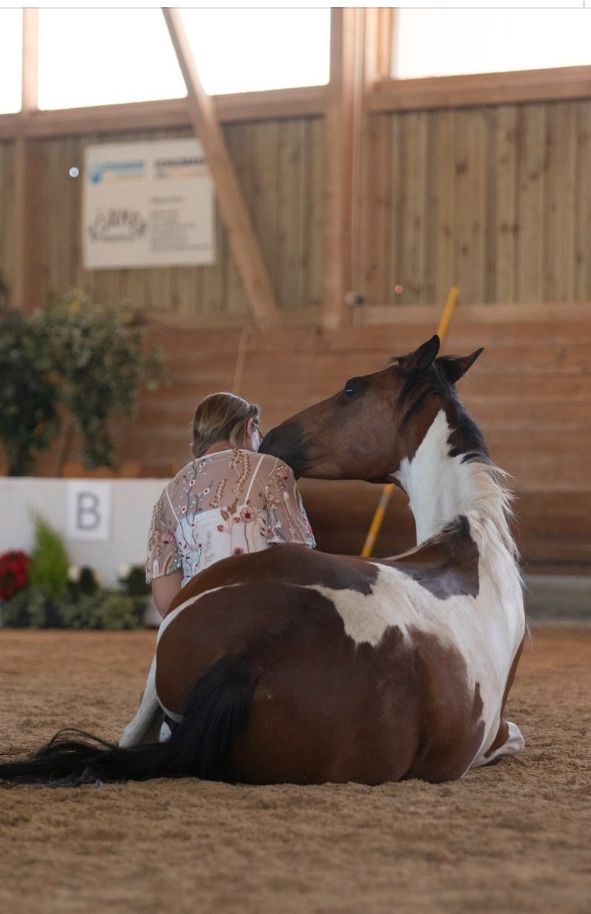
146;450;315;586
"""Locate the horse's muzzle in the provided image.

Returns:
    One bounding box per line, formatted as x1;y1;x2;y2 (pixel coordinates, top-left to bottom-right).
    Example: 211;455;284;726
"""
260;422;309;478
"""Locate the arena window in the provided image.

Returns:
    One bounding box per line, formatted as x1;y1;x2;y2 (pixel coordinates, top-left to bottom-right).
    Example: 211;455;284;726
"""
0;10;22;114
393;9;591;80
36;8;330;111
38;9;186;109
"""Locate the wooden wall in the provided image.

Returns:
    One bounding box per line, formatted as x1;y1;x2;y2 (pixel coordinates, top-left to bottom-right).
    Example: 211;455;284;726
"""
0;142;15;297
3;99;591;315
364;100;591;307
26;117;324;317
2;98;591;569
77;301;588;571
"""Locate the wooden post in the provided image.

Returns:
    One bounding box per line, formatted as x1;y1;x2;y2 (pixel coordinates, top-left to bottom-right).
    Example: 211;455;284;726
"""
13;8;44;310
321;8;362;331
162;8;280;329
359;8;394;308
364;8;394;85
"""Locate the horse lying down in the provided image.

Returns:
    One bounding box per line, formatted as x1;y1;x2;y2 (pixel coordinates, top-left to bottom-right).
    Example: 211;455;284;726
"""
0;336;525;786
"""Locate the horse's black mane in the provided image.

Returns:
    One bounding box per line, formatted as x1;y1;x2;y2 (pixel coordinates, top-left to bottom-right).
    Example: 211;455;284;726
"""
396;362;490;465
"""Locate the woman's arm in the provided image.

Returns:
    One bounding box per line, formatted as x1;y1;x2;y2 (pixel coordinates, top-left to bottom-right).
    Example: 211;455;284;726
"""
151;568;184;618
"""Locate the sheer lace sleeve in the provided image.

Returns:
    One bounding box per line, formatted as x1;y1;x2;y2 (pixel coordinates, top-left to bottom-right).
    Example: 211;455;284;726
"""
262;459;316;548
146;488;182;583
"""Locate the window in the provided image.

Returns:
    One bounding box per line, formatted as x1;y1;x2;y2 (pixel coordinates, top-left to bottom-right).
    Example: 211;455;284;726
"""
37;8;330;111
38;9;186;110
393;10;591;80
0;10;22;114
180;9;330;95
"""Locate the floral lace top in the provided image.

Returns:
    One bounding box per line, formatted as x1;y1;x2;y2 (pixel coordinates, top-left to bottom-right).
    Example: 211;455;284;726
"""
146;449;315;586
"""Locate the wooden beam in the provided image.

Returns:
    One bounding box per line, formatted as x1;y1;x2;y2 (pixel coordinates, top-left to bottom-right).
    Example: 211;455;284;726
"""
3;56;591;143
363;8;393;85
369;64;591;113
0;87;327;141
162;8;280;329
13;9;44;311
322;8;362;331
21;8;38;112
358;9;393;310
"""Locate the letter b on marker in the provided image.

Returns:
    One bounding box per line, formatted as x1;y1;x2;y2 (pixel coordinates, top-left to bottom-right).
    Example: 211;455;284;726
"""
77;492;101;531
67;481;111;541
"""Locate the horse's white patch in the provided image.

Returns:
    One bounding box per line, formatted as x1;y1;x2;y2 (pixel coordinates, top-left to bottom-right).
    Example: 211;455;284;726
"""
394;410;476;544
317;408;524;773
313;532;523;772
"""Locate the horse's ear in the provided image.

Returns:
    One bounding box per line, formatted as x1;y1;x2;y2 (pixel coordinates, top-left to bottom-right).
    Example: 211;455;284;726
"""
402;335;441;376
437;348;484;385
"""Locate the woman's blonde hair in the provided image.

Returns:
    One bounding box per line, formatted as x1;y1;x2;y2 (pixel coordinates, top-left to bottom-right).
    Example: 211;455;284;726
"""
191;392;260;458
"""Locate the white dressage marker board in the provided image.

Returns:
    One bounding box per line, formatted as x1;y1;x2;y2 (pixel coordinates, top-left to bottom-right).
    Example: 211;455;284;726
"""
83;138;215;269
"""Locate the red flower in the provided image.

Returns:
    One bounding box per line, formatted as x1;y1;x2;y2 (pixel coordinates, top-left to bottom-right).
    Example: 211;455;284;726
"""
0;550;30;600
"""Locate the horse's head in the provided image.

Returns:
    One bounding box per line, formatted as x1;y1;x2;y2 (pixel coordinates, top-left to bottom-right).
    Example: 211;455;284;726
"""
261;336;483;482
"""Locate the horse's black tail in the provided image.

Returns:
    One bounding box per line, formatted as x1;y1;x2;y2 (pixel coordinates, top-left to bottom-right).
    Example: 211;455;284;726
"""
0;653;256;786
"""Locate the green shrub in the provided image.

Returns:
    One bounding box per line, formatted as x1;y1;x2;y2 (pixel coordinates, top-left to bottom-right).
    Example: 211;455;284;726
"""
28;515;69;601
0;305;60;475
44;293;168;469
60;592;104;630
59;590;145;630
0;588;57;629
98;593;144;631
119;564;150;597
0;294;168;474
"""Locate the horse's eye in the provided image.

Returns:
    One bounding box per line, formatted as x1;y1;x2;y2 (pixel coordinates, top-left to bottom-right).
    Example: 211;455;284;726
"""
344;378;361;398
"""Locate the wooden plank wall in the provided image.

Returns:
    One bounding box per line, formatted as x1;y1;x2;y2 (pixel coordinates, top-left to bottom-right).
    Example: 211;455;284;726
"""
0;141;16;298
50;302;584;570
36;117;324;317
365;99;591;307
3;99;591;314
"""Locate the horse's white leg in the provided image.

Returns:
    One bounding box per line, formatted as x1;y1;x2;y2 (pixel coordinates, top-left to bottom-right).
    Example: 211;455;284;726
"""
473;720;525;769
487;720;525;761
118;656;163;747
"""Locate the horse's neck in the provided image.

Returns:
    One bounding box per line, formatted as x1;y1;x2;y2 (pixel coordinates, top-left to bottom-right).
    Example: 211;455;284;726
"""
394;409;512;553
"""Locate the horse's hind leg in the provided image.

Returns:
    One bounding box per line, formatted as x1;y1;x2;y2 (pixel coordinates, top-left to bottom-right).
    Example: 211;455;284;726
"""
478;719;525;767
119;656;164;747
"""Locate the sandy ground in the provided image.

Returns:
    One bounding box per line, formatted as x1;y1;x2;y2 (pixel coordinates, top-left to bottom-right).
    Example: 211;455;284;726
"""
0;627;589;914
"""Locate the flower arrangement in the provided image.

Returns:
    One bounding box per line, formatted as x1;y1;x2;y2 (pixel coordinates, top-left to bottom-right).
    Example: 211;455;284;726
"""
0;516;149;630
0;550;30;601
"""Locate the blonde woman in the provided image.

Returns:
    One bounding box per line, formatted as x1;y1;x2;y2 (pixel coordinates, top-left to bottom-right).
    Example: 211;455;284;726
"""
147;392;315;618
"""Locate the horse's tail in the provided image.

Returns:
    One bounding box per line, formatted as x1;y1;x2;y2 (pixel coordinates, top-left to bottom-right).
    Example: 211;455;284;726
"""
0;653;256;786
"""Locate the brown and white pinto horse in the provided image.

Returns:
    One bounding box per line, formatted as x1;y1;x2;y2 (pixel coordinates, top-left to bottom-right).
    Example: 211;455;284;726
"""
0;336;525;786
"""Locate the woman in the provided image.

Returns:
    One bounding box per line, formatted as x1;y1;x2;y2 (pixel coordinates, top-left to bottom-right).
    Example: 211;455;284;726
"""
147;392;315;618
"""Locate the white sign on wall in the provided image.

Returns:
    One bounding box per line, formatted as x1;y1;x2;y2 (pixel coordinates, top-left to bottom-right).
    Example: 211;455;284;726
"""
83;138;215;269
67;481;112;542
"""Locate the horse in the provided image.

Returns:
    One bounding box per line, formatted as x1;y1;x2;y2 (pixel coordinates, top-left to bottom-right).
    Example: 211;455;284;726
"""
0;335;525;786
